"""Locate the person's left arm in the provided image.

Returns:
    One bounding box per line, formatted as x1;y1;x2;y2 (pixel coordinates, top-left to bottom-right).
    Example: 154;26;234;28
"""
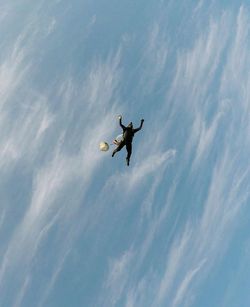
133;119;144;133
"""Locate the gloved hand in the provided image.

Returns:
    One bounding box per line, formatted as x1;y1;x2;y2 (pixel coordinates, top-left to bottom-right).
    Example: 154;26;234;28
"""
141;119;144;122
118;115;122;120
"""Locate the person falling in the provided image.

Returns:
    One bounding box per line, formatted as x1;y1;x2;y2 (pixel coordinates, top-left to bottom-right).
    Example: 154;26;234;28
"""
112;115;144;166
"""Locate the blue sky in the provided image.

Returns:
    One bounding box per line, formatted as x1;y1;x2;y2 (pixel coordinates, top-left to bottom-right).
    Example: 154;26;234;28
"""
0;1;250;306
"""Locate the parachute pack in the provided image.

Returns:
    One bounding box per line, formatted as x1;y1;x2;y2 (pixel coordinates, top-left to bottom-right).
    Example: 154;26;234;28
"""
99;134;123;152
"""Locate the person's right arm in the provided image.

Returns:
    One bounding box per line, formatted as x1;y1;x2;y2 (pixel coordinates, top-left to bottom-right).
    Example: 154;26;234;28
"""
119;116;126;130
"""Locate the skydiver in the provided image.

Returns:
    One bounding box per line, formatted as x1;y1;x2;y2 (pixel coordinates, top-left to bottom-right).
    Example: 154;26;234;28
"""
112;116;144;166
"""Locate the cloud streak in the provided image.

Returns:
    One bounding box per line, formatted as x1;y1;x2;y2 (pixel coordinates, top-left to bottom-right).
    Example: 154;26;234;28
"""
0;5;124;304
149;5;250;307
1;2;250;307
97;5;250;307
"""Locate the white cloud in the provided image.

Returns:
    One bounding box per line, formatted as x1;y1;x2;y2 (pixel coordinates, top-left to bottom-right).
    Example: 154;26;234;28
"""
105;250;134;305
191;108;223;169
0;97;54;169
117;6;250;307
127;149;176;189
0;210;5;231
139;22;169;94
13;275;31;307
0;12;124;301
46;18;57;35
99;149;176;208
193;0;204;14
88;14;96;28
38;247;71;307
0;38;29;108
168;11;231;109
95;141;176;305
172;259;207;307
0;4;9;23
154;225;192;306
1;3;250;307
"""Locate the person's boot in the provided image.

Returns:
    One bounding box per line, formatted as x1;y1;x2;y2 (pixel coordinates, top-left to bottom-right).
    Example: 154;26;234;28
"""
126;157;130;166
112;151;115;157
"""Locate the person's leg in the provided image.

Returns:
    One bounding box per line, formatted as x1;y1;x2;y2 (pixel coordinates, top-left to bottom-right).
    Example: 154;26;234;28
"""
125;143;132;166
113;139;121;146
112;141;125;157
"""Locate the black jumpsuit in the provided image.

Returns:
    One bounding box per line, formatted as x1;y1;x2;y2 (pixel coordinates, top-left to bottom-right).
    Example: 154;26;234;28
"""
112;118;144;165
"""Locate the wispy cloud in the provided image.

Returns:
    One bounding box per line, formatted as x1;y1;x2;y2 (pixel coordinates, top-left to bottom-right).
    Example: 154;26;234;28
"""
172;259;207;307
0;210;5;231
139;23;169;94
96;148;176;306
13;275;31;307
149;6;250;307
0;5;124;303
0;4;9;24
98;5;250;307
1;2;250;307
154;225;192;306
46;17;57;35
99;149;176;207
105;250;134;305
118;17;170;102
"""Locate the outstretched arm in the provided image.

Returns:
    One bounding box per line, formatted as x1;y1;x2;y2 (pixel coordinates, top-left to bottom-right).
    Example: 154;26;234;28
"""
133;119;144;133
119;116;126;130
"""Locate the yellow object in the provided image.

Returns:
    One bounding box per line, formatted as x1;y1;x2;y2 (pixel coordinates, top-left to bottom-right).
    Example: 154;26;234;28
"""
99;142;109;151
